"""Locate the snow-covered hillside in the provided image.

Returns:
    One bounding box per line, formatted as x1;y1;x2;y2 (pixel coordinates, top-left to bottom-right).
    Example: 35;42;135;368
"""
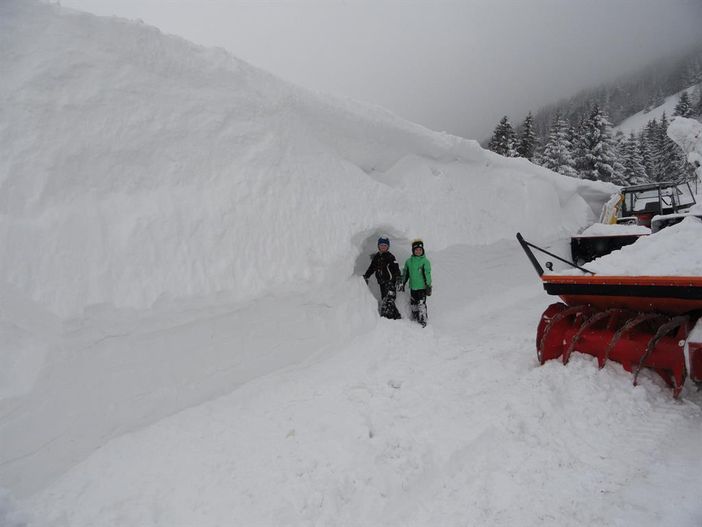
615;86;698;136
4;2;702;526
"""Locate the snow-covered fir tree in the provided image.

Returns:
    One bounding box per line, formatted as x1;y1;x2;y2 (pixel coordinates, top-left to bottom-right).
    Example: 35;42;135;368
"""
673;91;692;117
637;130;654;182
574;105;625;183
654;112;688;182
516;112;537;160
620;132;648;185
537;113;577;178
643;118;661;181
694;84;702;117
613;129;625;153
487;116;517;157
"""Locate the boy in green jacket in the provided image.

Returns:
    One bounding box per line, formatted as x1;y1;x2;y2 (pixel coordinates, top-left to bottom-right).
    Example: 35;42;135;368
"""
401;239;432;327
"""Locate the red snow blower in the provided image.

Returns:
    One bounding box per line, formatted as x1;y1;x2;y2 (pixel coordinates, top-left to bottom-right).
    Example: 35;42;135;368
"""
517;233;702;397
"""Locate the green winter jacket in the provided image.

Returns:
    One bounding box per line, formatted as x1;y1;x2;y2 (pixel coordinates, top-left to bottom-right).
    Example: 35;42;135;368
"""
403;254;432;291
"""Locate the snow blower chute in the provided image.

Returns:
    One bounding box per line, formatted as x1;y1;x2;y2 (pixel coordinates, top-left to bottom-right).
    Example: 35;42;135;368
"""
517;233;702;397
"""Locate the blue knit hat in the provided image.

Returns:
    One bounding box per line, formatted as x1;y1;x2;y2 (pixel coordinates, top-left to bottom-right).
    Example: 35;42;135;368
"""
377;236;390;247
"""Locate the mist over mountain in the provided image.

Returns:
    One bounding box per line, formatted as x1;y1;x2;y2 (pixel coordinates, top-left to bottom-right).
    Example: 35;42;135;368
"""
484;45;702;186
531;45;702;136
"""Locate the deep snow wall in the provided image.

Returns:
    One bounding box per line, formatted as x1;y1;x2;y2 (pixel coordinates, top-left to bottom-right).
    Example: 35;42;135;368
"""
669;116;702;181
1;0;616;497
0;0;614;319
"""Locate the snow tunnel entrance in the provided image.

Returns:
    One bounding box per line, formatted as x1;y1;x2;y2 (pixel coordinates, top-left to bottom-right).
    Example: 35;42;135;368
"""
353;230;411;303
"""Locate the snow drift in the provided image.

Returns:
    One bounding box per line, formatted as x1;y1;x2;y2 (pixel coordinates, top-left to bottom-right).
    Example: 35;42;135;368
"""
578;223;650;237
669;116;702;179
574;216;702;276
1;0;618;502
1;0;613;320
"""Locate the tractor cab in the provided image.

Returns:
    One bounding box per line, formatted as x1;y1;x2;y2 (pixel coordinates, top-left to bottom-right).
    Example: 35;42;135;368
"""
618;180;697;228
571;180;697;263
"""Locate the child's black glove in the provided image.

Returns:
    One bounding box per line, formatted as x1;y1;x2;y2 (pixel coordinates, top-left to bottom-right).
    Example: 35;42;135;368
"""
426;286;432;296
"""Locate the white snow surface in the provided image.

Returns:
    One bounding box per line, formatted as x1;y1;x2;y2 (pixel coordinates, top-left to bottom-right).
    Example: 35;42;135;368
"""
0;0;612;321
571;216;702;276
614;86;698;136
19;243;702;527
577;222;651;237
669;116;702;179
3;2;702;526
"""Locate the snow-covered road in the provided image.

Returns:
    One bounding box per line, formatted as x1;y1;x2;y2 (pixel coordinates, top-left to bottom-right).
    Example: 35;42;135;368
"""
20;240;702;527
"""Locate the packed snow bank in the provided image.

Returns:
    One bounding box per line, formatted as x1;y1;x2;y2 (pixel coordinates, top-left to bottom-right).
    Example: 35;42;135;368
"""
572;216;702;276
668;116;702;178
0;0;616;499
577;223;650;237
1;0;613;320
4;4;701;523
21;243;702;527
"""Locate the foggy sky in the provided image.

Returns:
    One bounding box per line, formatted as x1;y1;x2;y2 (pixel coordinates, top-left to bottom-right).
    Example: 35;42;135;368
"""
61;0;702;140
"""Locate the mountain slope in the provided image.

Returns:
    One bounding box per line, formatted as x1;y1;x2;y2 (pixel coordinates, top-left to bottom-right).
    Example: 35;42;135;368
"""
615;86;699;136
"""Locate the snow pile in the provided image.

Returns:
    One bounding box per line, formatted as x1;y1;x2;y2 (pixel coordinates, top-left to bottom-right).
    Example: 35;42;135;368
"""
668;116;702;179
21;243;702;527
584;216;702;276
0;0;620;501
3;2;702;524
577;222;650;237
14;2;695;525
0;0;613;321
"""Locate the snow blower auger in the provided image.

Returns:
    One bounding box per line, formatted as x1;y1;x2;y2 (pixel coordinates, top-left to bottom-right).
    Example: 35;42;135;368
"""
517;233;702;397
